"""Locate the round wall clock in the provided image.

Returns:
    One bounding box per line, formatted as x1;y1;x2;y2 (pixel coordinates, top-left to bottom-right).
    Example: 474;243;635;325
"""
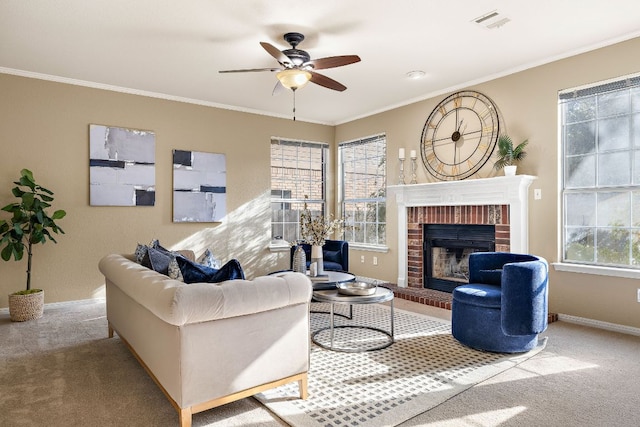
420;90;500;181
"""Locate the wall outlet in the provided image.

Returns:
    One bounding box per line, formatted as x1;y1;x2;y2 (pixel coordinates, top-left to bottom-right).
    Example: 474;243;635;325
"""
373;256;378;265
637;288;640;303
361;255;365;263
534;188;542;200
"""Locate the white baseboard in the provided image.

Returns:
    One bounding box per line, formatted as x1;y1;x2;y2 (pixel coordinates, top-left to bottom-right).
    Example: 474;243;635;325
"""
558;313;640;337
0;297;105;314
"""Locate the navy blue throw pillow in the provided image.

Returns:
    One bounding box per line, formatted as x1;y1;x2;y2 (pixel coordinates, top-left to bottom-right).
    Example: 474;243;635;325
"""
176;257;245;284
141;247;173;276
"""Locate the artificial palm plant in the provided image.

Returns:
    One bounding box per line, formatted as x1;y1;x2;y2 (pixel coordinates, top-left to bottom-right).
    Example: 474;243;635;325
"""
493;134;528;170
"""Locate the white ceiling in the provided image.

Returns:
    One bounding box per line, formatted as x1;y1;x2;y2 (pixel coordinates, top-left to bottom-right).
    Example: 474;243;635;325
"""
2;0;640;125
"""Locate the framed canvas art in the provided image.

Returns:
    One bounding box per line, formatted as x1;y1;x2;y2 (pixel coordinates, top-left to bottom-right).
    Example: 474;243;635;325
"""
89;124;156;206
173;150;227;222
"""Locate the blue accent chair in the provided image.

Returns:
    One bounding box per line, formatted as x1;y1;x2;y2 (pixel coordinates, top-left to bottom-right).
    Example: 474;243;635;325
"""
451;252;549;353
290;240;349;272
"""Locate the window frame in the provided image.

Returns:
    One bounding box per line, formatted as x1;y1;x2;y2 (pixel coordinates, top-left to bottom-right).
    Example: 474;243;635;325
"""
338;133;387;251
559;73;640;274
270;137;329;249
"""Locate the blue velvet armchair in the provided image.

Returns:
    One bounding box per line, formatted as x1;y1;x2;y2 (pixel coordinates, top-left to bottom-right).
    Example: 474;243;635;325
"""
451;252;549;353
290;240;349;272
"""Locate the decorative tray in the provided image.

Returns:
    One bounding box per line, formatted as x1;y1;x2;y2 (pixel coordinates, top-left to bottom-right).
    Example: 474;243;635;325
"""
336;282;377;296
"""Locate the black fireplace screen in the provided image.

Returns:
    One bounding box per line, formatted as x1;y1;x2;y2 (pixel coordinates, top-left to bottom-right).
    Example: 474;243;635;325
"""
423;224;495;293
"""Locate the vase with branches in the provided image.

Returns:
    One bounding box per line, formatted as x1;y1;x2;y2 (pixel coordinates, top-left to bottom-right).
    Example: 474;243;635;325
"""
299;198;344;275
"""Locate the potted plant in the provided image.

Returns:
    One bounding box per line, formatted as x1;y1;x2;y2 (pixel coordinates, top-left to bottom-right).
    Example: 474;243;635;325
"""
494;134;528;176
0;169;66;321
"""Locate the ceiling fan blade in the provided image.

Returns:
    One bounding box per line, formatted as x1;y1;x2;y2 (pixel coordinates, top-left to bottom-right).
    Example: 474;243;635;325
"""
305;55;361;70
260;42;291;66
309;71;347;92
219;67;280;73
272;80;286;96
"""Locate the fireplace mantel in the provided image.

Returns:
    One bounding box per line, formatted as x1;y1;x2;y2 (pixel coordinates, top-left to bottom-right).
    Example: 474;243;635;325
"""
388;175;536;287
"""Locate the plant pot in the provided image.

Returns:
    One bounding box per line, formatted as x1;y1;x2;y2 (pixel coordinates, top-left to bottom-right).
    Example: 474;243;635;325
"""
8;289;44;322
504;165;517;176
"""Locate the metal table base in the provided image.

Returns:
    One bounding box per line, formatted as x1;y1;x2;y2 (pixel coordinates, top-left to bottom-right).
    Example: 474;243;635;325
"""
311;287;395;353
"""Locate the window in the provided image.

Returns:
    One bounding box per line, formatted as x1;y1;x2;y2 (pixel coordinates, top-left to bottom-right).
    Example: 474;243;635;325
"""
270;138;328;243
339;134;387;247
560;74;640;268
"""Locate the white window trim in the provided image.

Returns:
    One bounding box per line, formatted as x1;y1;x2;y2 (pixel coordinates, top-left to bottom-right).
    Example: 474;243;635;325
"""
339;133;387;247
552;262;640;279
559;72;640;272
348;243;389;253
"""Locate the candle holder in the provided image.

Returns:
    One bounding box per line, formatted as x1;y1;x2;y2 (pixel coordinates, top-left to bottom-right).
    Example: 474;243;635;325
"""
410;158;418;184
398;159;406;185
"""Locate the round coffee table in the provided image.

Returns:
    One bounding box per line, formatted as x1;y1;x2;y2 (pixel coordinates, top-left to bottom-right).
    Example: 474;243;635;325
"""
311;286;394;352
309;270;356;290
309;271;356;319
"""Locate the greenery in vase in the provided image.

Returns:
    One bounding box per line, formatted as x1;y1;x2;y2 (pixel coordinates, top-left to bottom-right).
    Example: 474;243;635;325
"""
0;169;66;291
494;134;528;170
299;198;344;247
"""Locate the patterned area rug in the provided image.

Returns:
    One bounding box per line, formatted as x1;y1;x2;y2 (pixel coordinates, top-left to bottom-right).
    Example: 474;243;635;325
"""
255;302;546;427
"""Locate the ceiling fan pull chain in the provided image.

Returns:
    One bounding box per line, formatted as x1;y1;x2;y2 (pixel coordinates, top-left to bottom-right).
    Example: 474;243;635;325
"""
293;89;297;121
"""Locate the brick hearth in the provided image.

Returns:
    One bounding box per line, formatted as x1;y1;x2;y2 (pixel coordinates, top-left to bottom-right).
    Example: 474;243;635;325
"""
385;284;453;309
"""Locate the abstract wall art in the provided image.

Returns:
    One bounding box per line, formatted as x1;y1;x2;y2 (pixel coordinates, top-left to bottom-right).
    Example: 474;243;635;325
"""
89;124;156;206
172;150;227;222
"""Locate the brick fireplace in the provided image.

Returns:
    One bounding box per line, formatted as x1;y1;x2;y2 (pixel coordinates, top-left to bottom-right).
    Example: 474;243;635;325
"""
389;175;536;289
410;206;507;290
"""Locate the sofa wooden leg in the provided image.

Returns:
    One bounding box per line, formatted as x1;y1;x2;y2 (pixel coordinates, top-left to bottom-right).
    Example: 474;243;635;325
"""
299;373;308;400
179;407;192;427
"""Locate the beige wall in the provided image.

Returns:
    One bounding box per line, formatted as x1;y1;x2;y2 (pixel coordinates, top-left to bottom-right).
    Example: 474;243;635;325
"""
0;74;333;306
338;36;640;329
2;36;640;328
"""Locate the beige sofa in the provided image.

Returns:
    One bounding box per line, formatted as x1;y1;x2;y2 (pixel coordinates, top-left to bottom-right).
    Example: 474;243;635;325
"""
98;253;312;427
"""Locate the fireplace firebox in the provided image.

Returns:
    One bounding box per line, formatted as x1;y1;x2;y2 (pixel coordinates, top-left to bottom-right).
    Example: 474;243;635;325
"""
424;224;495;293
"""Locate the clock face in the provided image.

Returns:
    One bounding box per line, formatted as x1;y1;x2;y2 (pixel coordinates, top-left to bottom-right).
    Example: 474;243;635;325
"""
420;90;500;181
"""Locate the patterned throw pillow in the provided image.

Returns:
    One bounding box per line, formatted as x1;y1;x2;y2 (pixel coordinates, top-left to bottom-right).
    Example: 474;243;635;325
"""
134;239;159;263
168;256;184;281
197;248;221;269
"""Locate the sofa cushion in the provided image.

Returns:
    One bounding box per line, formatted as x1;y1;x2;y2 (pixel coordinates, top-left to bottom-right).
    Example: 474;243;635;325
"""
453;283;502;308
98;254;312;326
177;257;245;284
476;269;503;286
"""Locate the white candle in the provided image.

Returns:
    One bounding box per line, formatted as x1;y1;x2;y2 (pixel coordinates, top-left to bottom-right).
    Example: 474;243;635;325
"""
410;150;417;159
398;148;405;160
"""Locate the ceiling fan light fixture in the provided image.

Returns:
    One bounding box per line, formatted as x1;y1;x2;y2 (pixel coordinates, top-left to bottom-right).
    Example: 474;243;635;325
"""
276;69;312;90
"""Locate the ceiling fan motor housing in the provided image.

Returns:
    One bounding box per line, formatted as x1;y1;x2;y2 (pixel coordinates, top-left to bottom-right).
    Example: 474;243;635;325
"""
282;33;310;66
283;49;310;66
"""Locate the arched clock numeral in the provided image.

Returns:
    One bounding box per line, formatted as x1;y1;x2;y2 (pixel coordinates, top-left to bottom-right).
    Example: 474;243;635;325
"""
420;90;500;181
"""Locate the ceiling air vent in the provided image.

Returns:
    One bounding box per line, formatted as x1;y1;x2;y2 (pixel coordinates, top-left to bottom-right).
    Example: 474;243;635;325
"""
473;10;511;29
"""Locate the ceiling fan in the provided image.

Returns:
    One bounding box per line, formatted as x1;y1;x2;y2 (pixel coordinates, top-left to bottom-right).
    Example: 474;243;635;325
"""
219;32;361;93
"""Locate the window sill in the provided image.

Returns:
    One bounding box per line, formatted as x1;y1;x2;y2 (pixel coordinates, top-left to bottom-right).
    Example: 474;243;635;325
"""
268;241;290;253
348;243;389;253
552;262;640;279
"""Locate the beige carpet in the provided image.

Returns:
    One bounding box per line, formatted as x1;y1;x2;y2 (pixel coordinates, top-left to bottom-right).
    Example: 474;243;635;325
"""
2;298;640;426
